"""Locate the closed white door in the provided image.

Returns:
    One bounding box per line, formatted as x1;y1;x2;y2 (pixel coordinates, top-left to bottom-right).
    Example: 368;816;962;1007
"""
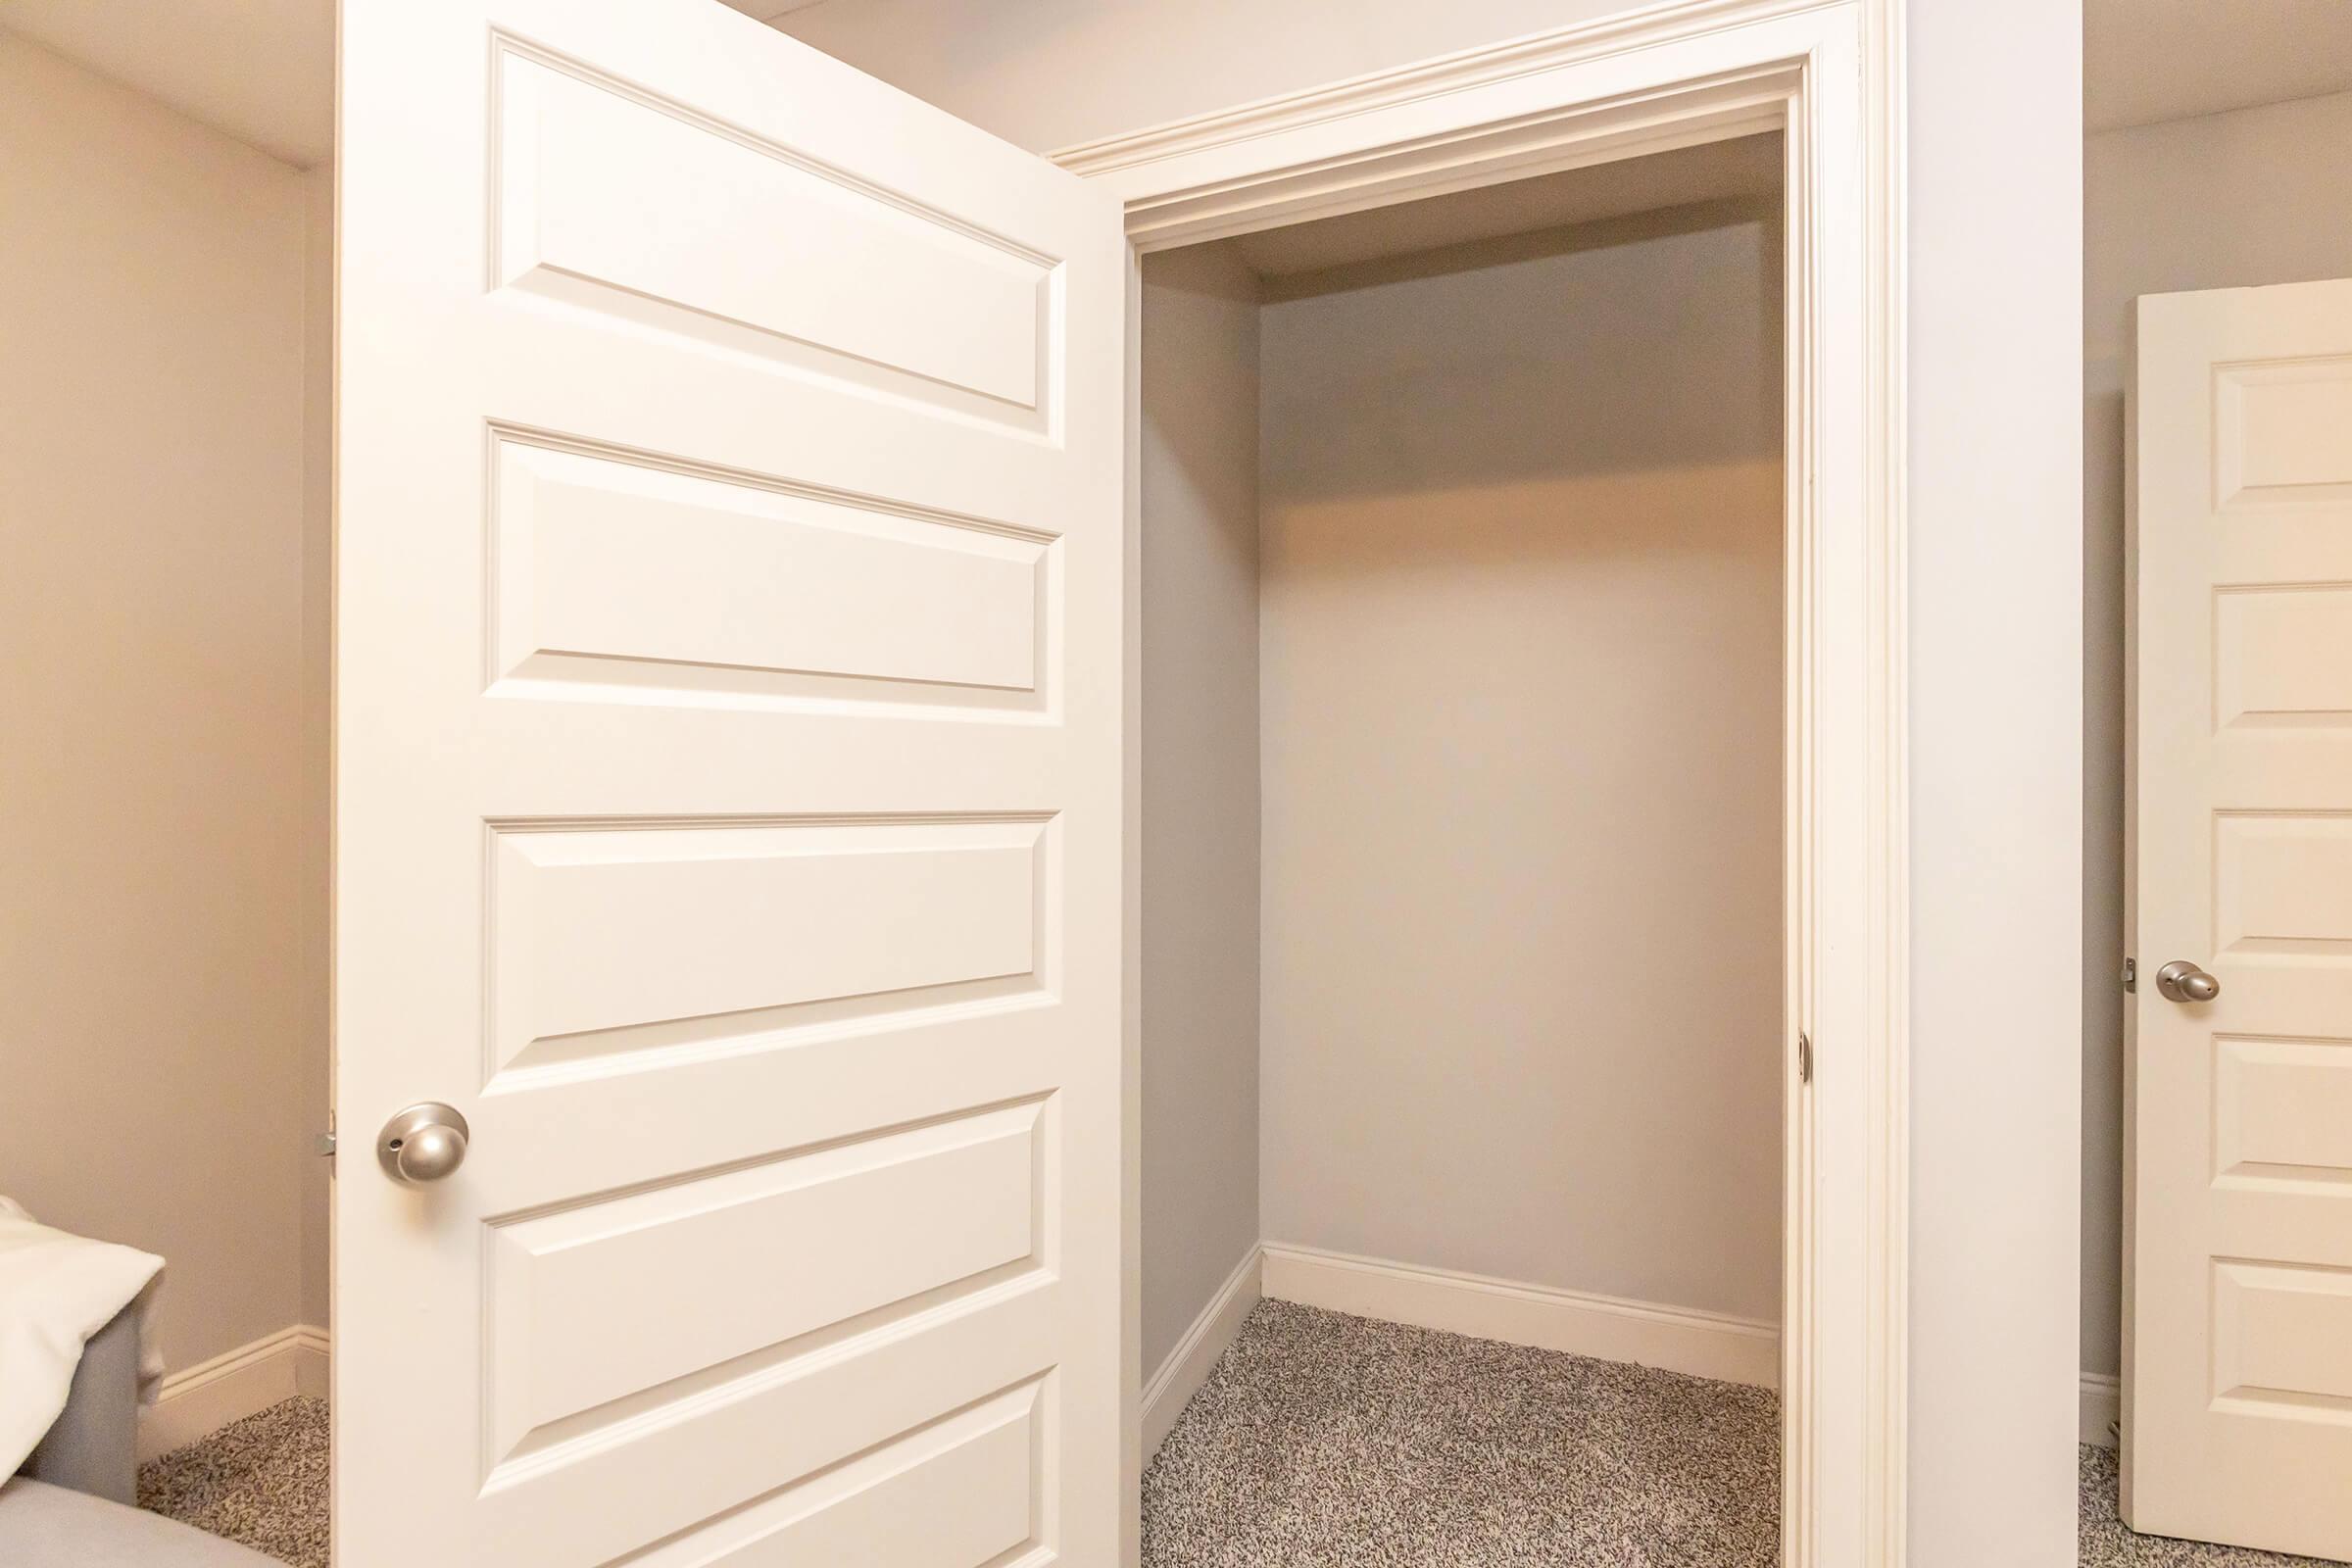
331;2;1127;1563
2127;276;2352;1560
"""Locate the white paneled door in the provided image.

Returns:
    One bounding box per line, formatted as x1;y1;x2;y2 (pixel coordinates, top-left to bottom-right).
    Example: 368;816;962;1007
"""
332;3;1126;1564
2127;276;2352;1561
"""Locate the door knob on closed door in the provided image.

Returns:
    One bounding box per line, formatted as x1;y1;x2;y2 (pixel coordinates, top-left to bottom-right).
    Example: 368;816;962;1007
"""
2154;960;2221;1004
376;1102;469;1185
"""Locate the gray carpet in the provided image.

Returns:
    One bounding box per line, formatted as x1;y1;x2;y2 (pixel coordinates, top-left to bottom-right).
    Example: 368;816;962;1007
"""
1147;1299;2348;1568
2076;1444;2344;1567
1146;1299;1780;1566
125;1328;2344;1567
138;1396;327;1568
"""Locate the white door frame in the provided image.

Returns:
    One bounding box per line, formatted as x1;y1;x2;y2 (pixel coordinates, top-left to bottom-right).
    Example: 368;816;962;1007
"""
1057;0;1908;1562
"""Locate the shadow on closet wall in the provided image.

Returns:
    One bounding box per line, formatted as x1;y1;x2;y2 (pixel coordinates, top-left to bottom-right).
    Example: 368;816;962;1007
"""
1257;190;1788;1326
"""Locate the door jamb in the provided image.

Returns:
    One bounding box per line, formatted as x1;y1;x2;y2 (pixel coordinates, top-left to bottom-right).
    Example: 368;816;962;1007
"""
1059;1;1907;1562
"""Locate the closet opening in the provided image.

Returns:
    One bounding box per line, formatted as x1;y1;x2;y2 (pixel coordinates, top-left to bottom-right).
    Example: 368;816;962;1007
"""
1135;132;1790;1564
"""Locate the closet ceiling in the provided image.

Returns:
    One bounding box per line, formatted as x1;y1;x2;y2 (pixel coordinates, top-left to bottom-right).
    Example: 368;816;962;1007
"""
1229;133;1782;279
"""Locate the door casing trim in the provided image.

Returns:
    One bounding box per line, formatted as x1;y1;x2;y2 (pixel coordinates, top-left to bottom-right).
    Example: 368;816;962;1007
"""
1062;1;1907;1561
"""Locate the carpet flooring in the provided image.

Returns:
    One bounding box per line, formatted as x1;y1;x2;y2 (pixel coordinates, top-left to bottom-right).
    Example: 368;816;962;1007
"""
138;1396;327;1568
1146;1299;1781;1566
2075;1445;2343;1567
1145;1299;2349;1568
128;1320;2344;1567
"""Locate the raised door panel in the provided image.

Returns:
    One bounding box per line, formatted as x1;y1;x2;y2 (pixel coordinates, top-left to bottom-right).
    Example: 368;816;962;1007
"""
490;434;1054;714
334;4;1122;1565
2129;279;2352;1559
2216;357;2352;505
493;39;1052;426
486;817;1050;1080
484;1102;1046;1470
617;1383;1048;1568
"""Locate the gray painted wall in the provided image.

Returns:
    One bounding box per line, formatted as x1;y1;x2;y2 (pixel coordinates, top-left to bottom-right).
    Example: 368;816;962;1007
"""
1255;207;1786;1323
1139;244;1265;1374
2078;85;2352;1381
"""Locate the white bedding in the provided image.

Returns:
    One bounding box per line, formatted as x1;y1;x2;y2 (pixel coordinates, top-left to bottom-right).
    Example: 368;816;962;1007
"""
0;1198;163;1476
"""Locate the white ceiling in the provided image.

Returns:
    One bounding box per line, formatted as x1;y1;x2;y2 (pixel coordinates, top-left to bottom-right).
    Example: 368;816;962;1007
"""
2084;0;2352;132
0;0;837;169
6;1;2350;172
1;0;334;168
720;0;836;19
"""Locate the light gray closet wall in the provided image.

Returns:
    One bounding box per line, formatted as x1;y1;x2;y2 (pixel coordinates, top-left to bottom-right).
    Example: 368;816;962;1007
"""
1255;201;1787;1323
1139;242;1264;1374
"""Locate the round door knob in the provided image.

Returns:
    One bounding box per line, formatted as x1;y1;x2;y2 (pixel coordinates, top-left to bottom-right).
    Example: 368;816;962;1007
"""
2154;960;2221;1004
376;1102;470;1185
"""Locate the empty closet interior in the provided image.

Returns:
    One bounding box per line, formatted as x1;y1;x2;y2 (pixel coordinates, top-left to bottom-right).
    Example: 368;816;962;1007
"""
1135;132;1791;1540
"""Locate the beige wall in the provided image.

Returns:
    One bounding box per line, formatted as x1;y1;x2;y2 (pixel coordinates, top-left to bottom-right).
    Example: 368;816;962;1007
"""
299;165;334;1331
1139;244;1265;1373
2079;86;2352;1381
0;31;321;1373
1256;203;1785;1322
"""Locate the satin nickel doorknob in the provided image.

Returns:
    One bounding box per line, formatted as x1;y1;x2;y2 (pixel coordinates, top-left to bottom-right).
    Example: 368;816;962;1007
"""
376;1102;470;1185
2154;960;2221;1004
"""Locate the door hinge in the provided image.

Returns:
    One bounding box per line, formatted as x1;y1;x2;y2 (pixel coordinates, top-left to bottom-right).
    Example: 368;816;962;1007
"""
1797;1032;1813;1084
2122;956;2136;994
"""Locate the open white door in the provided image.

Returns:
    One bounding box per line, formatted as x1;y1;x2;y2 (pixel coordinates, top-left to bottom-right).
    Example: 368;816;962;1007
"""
2126;276;2352;1560
331;2;1126;1562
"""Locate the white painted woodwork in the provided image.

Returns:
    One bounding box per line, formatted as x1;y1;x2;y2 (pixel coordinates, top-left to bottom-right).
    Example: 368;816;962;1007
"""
490;435;1052;713
334;3;1124;1564
1261;1244;1781;1389
1139;1247;1262;1462
617;1381;1046;1567
138;1326;332;1463
2127;275;2352;1560
492;42;1052;427
487;818;1048;1079
484;1102;1045;1469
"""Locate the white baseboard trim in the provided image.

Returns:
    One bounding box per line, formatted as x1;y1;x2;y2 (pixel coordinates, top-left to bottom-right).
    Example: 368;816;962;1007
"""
1260;1243;1780;1390
139;1324;329;1462
2081;1372;2120;1449
1142;1246;1262;1461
